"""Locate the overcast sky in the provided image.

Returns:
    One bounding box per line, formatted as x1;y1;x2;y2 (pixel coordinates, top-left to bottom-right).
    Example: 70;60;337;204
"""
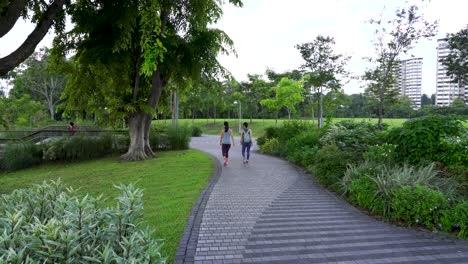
1;0;467;95
215;0;468;95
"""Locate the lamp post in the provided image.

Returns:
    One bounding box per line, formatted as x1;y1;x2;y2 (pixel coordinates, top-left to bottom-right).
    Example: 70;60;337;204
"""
233;100;241;133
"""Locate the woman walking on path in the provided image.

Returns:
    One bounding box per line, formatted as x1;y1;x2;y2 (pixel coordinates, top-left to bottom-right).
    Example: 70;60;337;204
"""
220;121;235;166
240;122;253;164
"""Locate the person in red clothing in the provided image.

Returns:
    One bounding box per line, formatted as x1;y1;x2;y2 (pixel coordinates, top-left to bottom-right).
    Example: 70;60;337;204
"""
68;122;76;136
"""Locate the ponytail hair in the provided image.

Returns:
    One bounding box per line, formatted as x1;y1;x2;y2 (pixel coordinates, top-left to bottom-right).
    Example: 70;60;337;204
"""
224;121;229;132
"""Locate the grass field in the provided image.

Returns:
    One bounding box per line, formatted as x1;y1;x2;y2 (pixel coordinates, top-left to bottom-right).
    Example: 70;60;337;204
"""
0;150;213;263
153;118;409;136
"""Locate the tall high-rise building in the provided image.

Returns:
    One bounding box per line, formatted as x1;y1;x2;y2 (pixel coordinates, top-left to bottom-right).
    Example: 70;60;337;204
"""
435;38;467;106
393;58;423;109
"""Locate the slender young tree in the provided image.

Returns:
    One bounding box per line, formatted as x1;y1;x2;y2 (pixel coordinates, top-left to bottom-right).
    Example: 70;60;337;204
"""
261;77;304;122
441;25;468;103
296;36;349;127
366;3;438;127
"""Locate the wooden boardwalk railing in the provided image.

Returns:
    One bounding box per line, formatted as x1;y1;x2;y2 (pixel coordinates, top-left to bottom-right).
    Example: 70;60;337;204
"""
0;125;127;143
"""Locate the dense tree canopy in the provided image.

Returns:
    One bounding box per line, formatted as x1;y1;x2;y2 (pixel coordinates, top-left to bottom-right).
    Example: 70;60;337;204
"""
56;0;243;160
9;48;68;119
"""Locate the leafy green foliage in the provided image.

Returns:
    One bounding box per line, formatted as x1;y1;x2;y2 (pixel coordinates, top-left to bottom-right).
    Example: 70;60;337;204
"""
372;163;440;202
366;3;437;126
308;144;357;191
296;35;350;127
441;26;468;87
341;161;382;195
441;202;468;239
42;134;119;162
2;125;194;172
191;126;203;137
348;176;385;214
259;138;282;156
438;133;468;168
390;185;447;229
10;48;68;120
112;134;131;153
363;143;398;165
0;94;44;128
258;121;313;157
0;150;211;262
257;116;466;238
1;142;42;171
320;121;385;154
57;0;244;159
166;125;192;150
260;78;304;120
286;131;320;166
0;180;165;263
388;115;464;164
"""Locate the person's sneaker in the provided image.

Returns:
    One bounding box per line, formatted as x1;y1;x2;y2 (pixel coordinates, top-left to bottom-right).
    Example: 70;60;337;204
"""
246;160;249;164
223;160;227;166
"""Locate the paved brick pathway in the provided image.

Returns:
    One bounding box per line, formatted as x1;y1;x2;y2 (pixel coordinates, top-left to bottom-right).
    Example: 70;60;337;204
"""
175;135;468;264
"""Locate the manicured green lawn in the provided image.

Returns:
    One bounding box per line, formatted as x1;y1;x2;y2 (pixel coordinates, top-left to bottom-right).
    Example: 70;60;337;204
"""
153;118;409;136
0;149;213;264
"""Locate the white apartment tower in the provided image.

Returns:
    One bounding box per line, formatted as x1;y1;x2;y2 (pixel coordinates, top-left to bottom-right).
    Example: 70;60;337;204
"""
393;58;423;109
435;38;467;106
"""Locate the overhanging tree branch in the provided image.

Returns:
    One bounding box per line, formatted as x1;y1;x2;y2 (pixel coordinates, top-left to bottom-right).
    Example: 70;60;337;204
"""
0;0;65;76
0;0;28;38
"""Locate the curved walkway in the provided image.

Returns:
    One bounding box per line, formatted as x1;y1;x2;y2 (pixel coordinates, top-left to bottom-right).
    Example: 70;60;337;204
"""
175;135;468;264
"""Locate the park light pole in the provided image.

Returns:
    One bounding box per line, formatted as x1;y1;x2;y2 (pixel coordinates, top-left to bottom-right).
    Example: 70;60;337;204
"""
233;100;241;133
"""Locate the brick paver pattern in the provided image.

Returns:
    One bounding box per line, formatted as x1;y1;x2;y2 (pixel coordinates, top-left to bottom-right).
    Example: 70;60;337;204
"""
184;135;468;264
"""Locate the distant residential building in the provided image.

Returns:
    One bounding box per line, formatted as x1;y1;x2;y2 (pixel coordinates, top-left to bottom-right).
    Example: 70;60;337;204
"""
392;58;423;109
435;38;467;106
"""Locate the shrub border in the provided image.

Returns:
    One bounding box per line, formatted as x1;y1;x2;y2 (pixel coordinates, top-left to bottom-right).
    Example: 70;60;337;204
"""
174;151;222;264
293;162;468;245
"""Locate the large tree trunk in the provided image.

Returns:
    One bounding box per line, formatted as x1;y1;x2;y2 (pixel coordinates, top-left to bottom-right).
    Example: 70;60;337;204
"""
143;113;154;157
122;67;165;161
123;11;169;161
0;0;66;75
121;113;148;161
